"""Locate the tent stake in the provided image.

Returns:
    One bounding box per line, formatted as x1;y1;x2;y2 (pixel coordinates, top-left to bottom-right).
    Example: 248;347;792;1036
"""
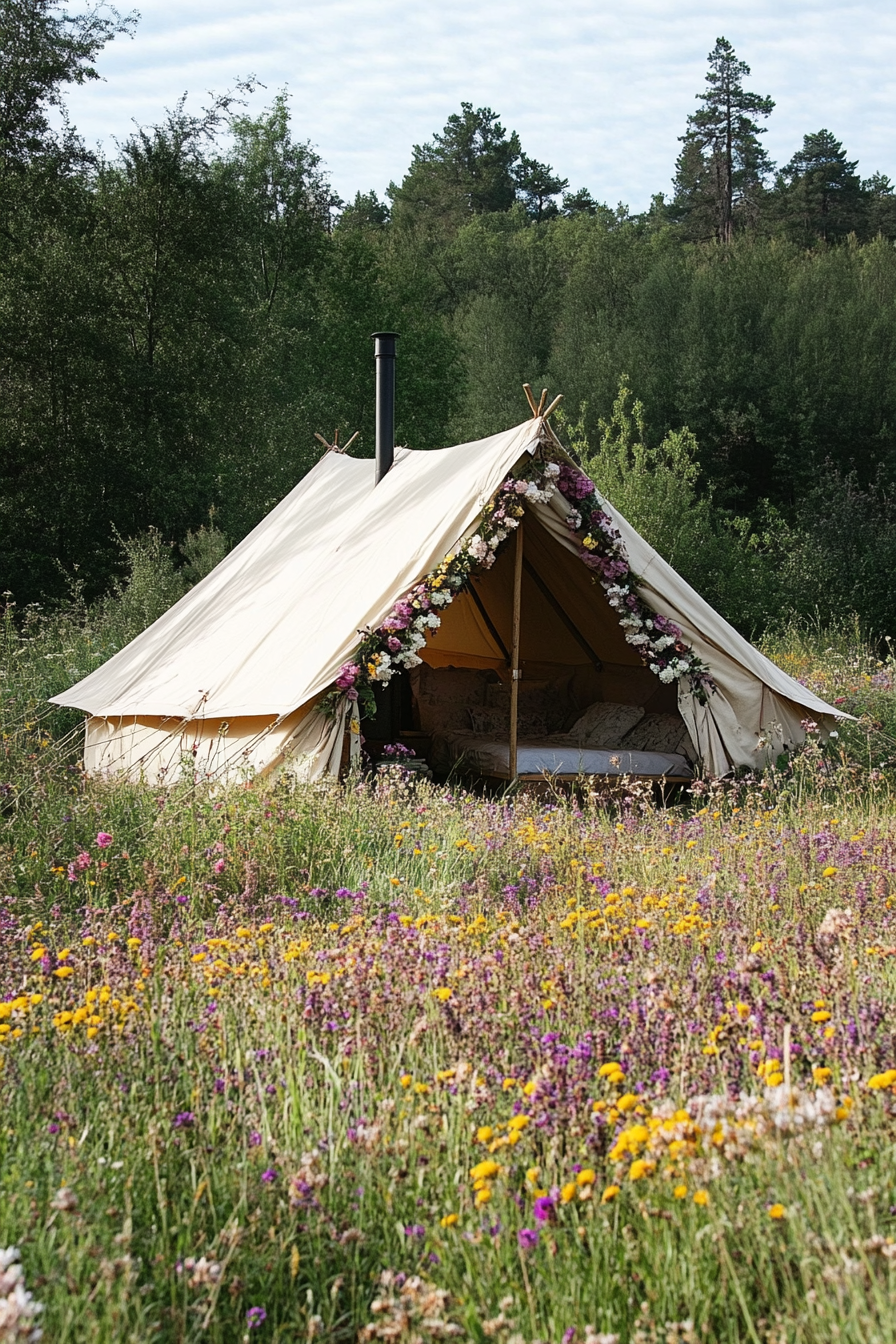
509;518;524;782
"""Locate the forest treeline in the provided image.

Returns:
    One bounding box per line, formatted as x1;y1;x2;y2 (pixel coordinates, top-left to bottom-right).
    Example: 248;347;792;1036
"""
3;7;896;638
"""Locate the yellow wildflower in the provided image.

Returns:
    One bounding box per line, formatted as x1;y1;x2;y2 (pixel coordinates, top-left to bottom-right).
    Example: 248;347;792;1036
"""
673;1184;688;1199
601;1185;620;1204
470;1160;500;1182
693;1190;709;1206
768;1203;786;1219
440;1213;459;1228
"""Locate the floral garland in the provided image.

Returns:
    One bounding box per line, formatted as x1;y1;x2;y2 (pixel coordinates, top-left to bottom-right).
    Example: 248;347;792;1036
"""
323;451;714;719
553;462;715;702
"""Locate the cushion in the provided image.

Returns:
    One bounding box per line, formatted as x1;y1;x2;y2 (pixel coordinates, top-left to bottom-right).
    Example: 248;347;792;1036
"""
621;713;691;755
567;701;645;748
409;665;492;734
485;678;570;733
468;707;550;738
468;707;509;735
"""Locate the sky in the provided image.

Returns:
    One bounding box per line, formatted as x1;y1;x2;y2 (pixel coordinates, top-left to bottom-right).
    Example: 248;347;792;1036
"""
63;0;896;212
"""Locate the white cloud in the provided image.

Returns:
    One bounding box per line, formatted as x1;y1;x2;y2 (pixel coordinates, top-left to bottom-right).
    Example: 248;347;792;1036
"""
65;0;896;208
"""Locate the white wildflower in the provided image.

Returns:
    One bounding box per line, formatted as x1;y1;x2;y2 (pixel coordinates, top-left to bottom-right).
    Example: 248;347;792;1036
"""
0;1247;43;1343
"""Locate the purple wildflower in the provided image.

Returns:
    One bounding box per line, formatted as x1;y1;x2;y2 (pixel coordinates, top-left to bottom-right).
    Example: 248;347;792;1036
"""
533;1196;555;1224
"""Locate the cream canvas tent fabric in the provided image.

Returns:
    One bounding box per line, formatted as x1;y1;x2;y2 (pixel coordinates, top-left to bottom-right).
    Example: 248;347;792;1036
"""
52;417;846;782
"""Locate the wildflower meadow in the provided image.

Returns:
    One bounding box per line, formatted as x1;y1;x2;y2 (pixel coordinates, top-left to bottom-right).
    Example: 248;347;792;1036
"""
2;603;896;1343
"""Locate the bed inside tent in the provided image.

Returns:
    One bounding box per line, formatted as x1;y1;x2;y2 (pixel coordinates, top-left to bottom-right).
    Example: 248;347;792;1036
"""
363;504;696;784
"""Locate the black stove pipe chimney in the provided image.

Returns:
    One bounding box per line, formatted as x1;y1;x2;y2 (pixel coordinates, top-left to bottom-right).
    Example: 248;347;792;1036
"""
372;332;398;485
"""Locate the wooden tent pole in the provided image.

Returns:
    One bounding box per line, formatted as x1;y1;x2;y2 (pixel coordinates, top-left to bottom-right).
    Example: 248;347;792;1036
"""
509;518;524;782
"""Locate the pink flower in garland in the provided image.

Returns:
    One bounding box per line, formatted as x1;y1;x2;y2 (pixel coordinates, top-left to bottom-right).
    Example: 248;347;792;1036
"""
335;662;359;691
558;463;594;501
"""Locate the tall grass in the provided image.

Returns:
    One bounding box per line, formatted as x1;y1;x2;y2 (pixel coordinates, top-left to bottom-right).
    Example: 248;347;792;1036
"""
1;557;895;1343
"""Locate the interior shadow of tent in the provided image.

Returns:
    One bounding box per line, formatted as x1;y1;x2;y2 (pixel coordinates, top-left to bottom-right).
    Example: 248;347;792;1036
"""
421;505;677;715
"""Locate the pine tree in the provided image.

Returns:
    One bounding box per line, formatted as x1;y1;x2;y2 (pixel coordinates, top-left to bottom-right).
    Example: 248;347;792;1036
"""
514;154;567;221
863;173;896;239
388;103;521;233
775;130;865;242
673;37;774;242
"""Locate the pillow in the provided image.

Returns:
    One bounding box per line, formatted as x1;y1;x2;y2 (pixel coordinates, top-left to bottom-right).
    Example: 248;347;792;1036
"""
468;708;550;738
485;678;569;732
568;701;645;748
621;713;688;754
410;665;491;734
519;712;550;738
468;707;509;735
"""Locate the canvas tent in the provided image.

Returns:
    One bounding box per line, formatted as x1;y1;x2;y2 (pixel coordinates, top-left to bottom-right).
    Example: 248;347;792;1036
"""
52;416;846;783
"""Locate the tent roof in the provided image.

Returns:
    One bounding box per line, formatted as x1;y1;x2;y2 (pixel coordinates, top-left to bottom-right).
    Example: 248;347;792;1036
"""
52;421;544;719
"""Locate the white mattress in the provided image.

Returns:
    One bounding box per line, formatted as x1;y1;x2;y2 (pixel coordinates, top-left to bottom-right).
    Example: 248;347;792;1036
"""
432;731;692;778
